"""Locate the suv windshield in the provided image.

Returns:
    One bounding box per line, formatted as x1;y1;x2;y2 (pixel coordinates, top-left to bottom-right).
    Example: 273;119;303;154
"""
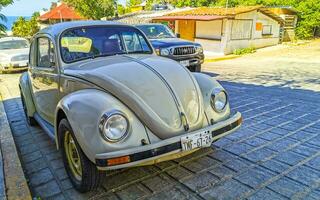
0;40;29;50
60;26;153;63
136;24;175;39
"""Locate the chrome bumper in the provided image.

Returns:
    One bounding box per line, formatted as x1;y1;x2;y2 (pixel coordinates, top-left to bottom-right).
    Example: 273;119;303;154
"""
95;112;242;170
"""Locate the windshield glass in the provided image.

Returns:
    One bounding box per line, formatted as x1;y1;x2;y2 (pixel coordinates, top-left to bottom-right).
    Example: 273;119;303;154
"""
136;24;175;39
60;26;153;63
0;40;29;50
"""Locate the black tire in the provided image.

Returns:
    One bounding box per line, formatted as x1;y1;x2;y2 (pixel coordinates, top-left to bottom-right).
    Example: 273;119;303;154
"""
189;64;202;72
59;119;106;192
20;92;37;126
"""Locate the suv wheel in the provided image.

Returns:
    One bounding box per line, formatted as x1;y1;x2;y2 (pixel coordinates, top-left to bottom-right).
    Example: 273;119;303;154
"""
59;119;106;192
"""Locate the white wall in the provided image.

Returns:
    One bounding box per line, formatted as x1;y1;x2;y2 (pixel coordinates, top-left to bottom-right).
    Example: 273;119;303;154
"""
195;20;222;39
195;38;222;52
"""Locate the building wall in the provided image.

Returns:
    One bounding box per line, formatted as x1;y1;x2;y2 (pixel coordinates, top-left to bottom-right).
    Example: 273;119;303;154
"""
223;10;281;54
195;20;223;39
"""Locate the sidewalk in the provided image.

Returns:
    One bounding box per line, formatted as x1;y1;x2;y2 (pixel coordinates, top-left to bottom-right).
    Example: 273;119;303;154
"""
0;85;32;200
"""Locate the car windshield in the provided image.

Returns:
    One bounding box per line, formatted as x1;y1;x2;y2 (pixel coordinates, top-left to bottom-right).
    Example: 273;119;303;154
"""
0;40;29;50
136;24;175;39
60;26;153;63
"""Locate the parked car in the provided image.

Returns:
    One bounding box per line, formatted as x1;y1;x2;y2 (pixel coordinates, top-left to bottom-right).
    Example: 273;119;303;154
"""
136;23;204;72
19;21;242;192
0;37;29;72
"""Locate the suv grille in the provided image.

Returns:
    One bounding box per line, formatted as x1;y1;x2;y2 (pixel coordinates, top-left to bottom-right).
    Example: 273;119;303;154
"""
173;46;196;55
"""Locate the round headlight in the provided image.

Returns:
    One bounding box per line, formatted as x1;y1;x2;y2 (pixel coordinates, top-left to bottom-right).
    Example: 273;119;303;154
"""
99;112;129;142
160;48;170;56
211;91;227;112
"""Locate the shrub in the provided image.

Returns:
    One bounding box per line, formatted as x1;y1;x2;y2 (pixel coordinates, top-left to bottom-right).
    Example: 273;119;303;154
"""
233;47;256;55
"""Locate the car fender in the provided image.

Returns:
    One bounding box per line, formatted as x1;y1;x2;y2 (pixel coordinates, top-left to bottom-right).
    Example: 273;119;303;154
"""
19;72;36;117
192;73;231;122
55;89;150;163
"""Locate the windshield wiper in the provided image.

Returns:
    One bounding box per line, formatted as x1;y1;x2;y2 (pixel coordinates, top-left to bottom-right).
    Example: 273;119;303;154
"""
127;50;152;54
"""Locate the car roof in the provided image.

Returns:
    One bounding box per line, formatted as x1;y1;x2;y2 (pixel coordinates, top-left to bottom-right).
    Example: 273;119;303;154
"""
38;20;134;37
135;23;164;26
0;37;28;42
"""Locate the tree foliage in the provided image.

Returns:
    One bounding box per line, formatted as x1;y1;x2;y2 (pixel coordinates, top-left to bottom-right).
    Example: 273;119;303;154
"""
0;0;13;36
64;0;115;20
12;12;40;38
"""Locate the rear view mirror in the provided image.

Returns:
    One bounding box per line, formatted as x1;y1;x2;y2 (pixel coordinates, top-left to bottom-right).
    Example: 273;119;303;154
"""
176;33;181;38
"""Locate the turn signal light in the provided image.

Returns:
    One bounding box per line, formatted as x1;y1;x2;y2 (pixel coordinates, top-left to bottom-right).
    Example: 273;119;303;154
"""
107;156;130;166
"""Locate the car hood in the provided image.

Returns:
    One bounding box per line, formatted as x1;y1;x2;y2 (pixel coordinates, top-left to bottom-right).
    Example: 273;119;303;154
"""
150;38;198;49
64;54;204;139
0;48;29;61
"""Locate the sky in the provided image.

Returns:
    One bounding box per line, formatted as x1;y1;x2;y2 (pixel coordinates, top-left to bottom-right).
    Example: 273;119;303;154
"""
2;0;127;17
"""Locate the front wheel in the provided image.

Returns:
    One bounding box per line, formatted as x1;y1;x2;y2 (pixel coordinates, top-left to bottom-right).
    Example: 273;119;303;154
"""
59;119;106;192
190;64;201;72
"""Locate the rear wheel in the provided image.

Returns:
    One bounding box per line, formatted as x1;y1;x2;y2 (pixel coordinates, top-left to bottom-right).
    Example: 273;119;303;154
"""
59;119;106;192
20;92;37;126
190;64;201;72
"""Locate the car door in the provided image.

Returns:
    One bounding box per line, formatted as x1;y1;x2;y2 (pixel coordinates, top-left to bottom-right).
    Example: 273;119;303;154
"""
29;36;59;124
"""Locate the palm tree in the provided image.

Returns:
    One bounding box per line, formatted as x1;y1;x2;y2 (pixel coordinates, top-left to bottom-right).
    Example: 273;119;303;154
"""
0;13;7;36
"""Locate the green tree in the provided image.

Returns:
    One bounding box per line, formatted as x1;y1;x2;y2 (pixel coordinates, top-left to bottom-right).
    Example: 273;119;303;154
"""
64;0;116;19
0;0;13;36
12;12;40;38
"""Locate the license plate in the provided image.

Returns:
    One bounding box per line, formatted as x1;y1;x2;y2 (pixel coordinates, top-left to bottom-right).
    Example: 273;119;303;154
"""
180;60;189;67
181;131;213;151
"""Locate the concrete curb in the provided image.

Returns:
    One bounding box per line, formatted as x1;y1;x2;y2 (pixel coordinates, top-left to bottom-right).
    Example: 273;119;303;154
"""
204;55;241;63
0;92;32;200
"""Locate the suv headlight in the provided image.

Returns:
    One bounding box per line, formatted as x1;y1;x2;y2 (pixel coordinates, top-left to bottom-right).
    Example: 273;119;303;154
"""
196;46;203;54
99;111;129;142
211;90;227;112
160;48;170;56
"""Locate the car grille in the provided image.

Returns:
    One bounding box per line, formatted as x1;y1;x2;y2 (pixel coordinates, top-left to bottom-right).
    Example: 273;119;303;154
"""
173;46;196;55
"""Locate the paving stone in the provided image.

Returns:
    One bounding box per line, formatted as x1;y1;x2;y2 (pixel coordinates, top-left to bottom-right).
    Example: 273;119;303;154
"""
18;143;39;156
267;138;298;152
244;147;276;162
225;142;255;155
303;190;320;200
25;158;48;175
261;159;291;174
148;185;198;200
292;144;319;157
183;172;219;192
181;156;220;173
306;135;320;147
166;166;193;181
55;167;68;181
29;168;54;187
280;122;306;131
286;166;320;186
60;178;73;190
50;159;64;170
208;149;237;163
234;166;276;188
274;151;306;166
209;164;235;180
116;183;150;199
305;156;320;171
200;179;253;200
141;174;173;192
247;188;287;200
289;130;316;141
33;180;61;198
223;158;253;172
257;131;282;141
267;177;308;198
244;137;268;147
269;127;290;136
213;137;233;148
22;151;42;164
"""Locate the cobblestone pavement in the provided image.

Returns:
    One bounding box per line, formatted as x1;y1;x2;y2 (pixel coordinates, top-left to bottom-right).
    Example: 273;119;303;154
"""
1;72;320;200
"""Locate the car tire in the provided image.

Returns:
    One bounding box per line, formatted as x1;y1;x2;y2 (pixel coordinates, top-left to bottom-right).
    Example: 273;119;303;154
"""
59;119;106;193
194;64;202;72
20;92;37;126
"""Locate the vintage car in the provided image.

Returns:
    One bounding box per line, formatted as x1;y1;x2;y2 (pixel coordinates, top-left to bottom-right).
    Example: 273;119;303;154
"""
19;21;242;192
0;37;29;72
136;24;204;72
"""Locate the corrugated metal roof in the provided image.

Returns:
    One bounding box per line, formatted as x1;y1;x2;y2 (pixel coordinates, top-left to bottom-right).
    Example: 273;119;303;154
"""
153;15;227;21
166;6;263;16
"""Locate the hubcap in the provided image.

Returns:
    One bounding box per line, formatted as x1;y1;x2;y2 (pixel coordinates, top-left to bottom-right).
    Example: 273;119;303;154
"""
64;131;82;181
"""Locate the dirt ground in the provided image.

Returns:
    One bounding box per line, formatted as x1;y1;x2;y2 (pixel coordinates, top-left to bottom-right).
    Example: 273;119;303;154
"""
203;39;320;92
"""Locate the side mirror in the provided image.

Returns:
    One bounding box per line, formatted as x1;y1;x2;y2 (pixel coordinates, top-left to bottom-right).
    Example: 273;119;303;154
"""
176;33;181;38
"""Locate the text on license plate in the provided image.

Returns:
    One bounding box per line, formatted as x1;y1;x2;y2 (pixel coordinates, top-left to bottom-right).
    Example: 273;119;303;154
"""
181;131;212;151
180;60;189;67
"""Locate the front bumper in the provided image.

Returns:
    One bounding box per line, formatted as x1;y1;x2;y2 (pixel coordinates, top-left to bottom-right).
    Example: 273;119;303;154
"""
0;61;28;71
95;112;242;170
163;53;205;66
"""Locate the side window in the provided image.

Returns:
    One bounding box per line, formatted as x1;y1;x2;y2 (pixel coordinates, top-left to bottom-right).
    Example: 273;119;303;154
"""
122;32;143;52
37;37;55;68
29;41;35;66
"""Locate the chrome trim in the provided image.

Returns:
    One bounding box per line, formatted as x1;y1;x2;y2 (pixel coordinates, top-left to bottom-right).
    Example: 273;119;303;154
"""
210;90;228;113
98;110;130;143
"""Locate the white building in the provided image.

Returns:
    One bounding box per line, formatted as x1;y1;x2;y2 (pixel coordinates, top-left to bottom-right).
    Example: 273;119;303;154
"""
153;6;285;54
